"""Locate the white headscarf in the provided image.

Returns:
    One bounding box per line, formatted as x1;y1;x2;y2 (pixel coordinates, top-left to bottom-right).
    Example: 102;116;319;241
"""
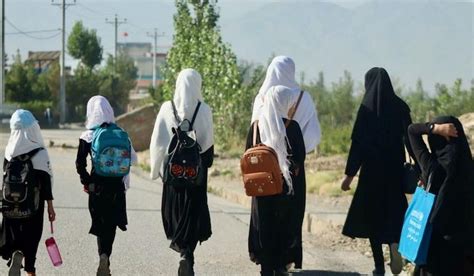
258;85;298;194
150;69;214;180
251;56;321;153
79;95;136;190
80;95;116;143
4;109;53;178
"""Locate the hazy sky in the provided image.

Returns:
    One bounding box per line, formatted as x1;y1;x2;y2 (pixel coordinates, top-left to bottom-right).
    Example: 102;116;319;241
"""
4;0;369;62
3;0;473;90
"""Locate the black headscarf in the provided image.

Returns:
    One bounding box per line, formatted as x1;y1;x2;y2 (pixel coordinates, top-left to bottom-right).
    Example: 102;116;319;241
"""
427;116;474;246
352;67;410;148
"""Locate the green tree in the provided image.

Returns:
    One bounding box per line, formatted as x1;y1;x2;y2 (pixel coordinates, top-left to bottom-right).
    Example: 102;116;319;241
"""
99;54;138;115
330;71;355;126
304;72;330;124
44;62;60;106
68;21;103;69
66;66;100;121
5;53;34;102
403;79;434;122
163;0;244;147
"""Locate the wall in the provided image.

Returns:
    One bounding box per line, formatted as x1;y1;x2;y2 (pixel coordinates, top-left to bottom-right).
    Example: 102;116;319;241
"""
116;103;157;151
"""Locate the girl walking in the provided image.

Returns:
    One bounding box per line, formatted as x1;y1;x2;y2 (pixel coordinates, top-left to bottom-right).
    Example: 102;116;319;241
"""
408;117;474;275
247;85;311;275
0;109;55;276
150;69;214;276
341;67;414;275
75;95;136;276
250;56;321;270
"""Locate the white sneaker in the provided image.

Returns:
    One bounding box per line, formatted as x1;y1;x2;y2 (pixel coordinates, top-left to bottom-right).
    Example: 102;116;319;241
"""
97;254;111;276
8;250;23;276
389;243;403;275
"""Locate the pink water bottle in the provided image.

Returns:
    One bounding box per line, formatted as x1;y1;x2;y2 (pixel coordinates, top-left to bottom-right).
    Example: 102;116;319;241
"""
45;222;63;267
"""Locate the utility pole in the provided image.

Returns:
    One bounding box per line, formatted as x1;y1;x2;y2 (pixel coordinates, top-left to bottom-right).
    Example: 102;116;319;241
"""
106;14;126;66
0;0;5;106
146;28;164;88
52;0;75;124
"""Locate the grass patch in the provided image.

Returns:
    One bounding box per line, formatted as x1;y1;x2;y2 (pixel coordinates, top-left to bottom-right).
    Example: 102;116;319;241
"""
209;168;237;178
306;170;355;196
214;139;245;159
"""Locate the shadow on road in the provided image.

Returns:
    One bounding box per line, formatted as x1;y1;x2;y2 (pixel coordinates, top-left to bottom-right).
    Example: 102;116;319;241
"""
290;271;361;276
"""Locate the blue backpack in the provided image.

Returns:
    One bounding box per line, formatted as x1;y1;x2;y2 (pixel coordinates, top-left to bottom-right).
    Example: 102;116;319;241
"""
91;123;132;177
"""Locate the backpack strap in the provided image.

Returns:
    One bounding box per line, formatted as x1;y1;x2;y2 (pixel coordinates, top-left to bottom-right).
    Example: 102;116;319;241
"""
171;101;181;124
285;90;304;128
253;121;259;146
190;102;201;130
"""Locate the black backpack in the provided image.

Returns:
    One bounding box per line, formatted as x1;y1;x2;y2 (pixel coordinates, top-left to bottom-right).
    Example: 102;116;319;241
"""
2;148;43;219
162;101;203;188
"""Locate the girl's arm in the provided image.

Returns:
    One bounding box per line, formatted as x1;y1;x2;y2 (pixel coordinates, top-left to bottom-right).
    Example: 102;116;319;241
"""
407;123;433;171
75;139;92;186
37;169;55;221
201;146;214;168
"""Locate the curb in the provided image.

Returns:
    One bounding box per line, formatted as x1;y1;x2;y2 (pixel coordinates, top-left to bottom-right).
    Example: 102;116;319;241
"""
207;181;345;235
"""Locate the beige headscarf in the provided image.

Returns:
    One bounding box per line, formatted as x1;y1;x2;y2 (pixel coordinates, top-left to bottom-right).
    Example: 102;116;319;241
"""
251;56;322;153
149;69;214;180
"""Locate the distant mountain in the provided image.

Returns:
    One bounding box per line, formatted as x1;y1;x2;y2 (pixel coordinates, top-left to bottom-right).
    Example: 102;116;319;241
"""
220;1;473;91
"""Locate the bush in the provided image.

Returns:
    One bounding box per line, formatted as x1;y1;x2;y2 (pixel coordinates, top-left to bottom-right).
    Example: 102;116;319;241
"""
318;124;352;156
9;101;55;126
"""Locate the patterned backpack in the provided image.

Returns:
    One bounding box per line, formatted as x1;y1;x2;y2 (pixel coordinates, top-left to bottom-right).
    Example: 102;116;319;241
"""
162;101;203;188
91;123;131;177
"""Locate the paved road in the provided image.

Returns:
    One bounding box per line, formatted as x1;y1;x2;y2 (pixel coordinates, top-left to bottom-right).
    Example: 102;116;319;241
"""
0;130;376;275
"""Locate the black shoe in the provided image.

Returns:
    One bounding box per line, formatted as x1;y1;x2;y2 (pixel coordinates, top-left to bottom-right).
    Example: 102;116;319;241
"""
178;259;194;276
8;251;23;276
389;243;403;275
97;254;111;276
372;266;385;276
274;269;289;276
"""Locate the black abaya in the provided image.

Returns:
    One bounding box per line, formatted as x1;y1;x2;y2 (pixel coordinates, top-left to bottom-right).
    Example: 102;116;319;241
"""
75;139;128;256
247;119;306;269
0;162;53;273
342;68;413;243
408;117;474;275
161;146;214;255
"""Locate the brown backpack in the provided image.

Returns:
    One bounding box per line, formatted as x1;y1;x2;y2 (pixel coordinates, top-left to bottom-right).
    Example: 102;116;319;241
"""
240;91;304;197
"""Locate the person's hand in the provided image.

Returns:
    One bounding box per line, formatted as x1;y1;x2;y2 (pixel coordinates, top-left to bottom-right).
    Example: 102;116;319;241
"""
47;201;56;222
83;184;89;193
433;123;458;140
341;175;354;191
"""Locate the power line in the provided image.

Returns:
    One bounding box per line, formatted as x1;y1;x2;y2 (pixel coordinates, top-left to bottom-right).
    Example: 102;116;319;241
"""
6;29;61;35
146;28;165;88
77;2;114;16
128;21;148;32
105;14;127;64
51;0;76;124
5;18;61;40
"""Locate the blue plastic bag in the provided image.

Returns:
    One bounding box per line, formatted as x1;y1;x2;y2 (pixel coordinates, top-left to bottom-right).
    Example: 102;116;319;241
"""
399;186;436;265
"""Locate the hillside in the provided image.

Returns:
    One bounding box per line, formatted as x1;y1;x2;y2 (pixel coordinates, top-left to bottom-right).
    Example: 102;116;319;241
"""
221;1;473;90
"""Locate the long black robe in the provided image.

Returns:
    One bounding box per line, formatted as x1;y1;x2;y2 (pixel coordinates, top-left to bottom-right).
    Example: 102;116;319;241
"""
247;119;306;269
342;67;413;243
0;159;53;273
161;146;214;254
408;117;474;275
75;139;128;237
